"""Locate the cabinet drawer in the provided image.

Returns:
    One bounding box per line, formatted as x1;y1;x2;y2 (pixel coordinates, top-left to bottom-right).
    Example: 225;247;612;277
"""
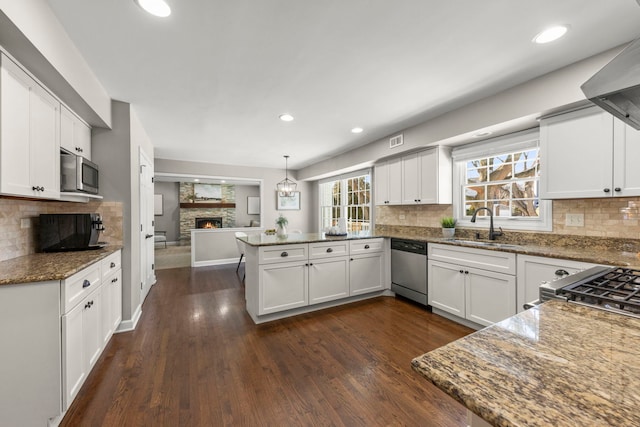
309;241;349;259
259;244;308;265
101;250;121;278
350;238;384;254
61;263;101;314
428;243;516;275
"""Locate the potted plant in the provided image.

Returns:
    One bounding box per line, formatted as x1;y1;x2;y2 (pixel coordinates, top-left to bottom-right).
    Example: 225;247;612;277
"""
440;216;456;238
275;214;288;237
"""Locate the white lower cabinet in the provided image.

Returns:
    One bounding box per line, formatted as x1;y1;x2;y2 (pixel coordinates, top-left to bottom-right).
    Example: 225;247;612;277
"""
259;260;309;314
309;257;349;304
350;252;385;295
516;254;600;312
428;244;516;327
251;239;387;318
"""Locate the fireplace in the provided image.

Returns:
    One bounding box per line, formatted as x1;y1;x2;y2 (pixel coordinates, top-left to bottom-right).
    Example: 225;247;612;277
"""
195;217;223;229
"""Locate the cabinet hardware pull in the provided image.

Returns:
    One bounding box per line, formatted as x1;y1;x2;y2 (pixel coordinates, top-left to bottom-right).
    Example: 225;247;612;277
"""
459;270;464;273
555;269;569;277
615;187;621;192
364;244;370;249
326;248;333;253
465;271;469;274
603;188;611;193
281;251;288;257
309;263;313;266
350;258;354;261
110;262;116;268
82;279;91;288
112;278;118;283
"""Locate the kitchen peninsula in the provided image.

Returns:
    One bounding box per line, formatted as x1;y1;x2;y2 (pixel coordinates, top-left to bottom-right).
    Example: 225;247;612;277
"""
412;300;640;427
237;232;390;323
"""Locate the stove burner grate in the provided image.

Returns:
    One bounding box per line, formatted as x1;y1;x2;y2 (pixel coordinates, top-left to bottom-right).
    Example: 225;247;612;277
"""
561;267;640;315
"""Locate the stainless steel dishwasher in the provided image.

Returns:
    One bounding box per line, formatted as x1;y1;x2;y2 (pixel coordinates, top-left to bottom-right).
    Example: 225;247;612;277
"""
391;238;428;306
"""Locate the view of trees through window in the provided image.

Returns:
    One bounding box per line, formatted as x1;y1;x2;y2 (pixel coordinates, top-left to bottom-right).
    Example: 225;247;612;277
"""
464;149;540;218
320;174;371;232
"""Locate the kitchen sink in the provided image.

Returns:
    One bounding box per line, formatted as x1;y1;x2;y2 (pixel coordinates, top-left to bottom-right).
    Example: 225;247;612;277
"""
449;240;521;250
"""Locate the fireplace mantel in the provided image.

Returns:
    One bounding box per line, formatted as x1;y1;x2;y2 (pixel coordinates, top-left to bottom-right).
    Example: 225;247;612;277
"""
180;203;236;209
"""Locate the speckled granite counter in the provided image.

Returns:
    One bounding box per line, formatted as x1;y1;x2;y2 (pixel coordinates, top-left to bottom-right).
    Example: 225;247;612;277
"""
238;232;381;247
375;225;640;268
412;300;640;427
0;246;123;285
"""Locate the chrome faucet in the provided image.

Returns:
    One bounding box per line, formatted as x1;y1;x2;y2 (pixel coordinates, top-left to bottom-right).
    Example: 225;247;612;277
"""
470;207;503;240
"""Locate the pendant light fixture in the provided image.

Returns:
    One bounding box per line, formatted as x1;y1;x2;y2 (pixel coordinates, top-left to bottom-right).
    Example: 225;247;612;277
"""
276;155;297;196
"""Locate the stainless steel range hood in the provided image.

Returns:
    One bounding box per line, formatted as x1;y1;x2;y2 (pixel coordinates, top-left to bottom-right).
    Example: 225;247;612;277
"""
581;37;640;130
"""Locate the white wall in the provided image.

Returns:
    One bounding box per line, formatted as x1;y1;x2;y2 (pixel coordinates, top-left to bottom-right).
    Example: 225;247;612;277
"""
297;46;624;181
0;0;111;127
154;182;180;241
154;158;313;232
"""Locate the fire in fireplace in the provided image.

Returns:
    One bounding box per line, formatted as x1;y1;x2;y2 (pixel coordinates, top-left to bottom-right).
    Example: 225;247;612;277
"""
195;217;223;229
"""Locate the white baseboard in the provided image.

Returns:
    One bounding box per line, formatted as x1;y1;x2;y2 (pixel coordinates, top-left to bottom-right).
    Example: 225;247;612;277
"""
192;257;239;268
116;303;142;333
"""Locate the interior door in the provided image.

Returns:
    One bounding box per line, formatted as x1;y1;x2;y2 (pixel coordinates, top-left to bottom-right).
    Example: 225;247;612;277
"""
140;148;155;303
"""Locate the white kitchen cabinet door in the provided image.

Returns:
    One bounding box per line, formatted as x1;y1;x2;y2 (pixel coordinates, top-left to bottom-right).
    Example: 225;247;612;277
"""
308;257;349;304
0;54;60;199
516;255;599;312
259;261;308;314
349;252;385;296
418;147;452;204
374;162;389;205
465;267;516;327
83;287;103;371
402;153;420;204
110;269;123;333
540;107;614;199
428;260;465;317
61;104;91;159
613;120;640;197
375;158;402;205
62;301;86;410
101;271;116;345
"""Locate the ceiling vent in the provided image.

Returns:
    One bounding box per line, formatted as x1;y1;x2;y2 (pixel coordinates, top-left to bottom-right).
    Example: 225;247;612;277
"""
389;134;404;149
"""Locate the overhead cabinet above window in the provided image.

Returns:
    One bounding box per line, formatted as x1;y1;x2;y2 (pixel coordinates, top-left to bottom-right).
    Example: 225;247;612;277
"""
540;106;640;199
375;146;452;206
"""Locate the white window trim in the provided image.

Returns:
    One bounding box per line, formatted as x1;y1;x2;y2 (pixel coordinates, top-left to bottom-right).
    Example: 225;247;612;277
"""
452;129;552;232
318;168;373;232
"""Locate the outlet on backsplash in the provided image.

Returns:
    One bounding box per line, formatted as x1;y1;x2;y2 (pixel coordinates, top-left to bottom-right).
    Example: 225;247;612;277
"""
565;213;584;227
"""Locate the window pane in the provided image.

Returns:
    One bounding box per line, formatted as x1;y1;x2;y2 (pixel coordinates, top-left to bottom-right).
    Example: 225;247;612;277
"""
512;199;539;217
464;185;484;201
487;184;510;200
466;201;486;216
467;167;487;184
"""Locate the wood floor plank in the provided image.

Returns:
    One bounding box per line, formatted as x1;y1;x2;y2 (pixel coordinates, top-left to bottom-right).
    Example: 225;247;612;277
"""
61;264;473;426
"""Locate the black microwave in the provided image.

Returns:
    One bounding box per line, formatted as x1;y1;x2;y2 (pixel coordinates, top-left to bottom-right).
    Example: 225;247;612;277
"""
39;213;105;252
60;149;99;194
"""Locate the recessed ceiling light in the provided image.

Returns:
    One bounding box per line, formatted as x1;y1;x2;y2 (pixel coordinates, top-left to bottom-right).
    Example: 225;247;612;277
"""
134;0;171;17
279;114;294;122
473;130;493;138
351;127;364;134
532;25;569;44
221;180;226;183
194;178;200;182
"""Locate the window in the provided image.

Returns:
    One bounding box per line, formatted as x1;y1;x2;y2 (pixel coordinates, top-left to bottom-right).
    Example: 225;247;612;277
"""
453;130;551;231
319;170;371;233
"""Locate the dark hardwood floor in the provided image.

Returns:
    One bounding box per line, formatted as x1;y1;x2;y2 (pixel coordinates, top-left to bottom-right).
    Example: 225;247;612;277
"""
61;265;473;426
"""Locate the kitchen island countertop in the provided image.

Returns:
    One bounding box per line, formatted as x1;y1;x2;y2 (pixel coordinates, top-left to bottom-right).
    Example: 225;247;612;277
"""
412;300;640;427
237;232;382;247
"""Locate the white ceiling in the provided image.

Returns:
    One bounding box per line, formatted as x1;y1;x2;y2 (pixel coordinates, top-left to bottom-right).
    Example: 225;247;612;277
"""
46;0;640;170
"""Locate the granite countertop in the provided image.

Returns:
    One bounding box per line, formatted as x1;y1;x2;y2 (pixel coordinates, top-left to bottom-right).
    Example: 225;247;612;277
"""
0;245;123;286
412;300;640;427
237;232;382;247
377;229;640;269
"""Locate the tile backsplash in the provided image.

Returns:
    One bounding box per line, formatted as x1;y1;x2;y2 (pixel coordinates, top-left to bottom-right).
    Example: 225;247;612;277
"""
376;197;640;240
0;197;123;262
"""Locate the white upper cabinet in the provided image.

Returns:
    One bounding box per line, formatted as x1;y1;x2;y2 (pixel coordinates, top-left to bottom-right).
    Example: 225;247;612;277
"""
0;54;60;199
540;106;640;199
61;104;91;160
402;147;452;205
376;146;452;206
375;157;402;205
